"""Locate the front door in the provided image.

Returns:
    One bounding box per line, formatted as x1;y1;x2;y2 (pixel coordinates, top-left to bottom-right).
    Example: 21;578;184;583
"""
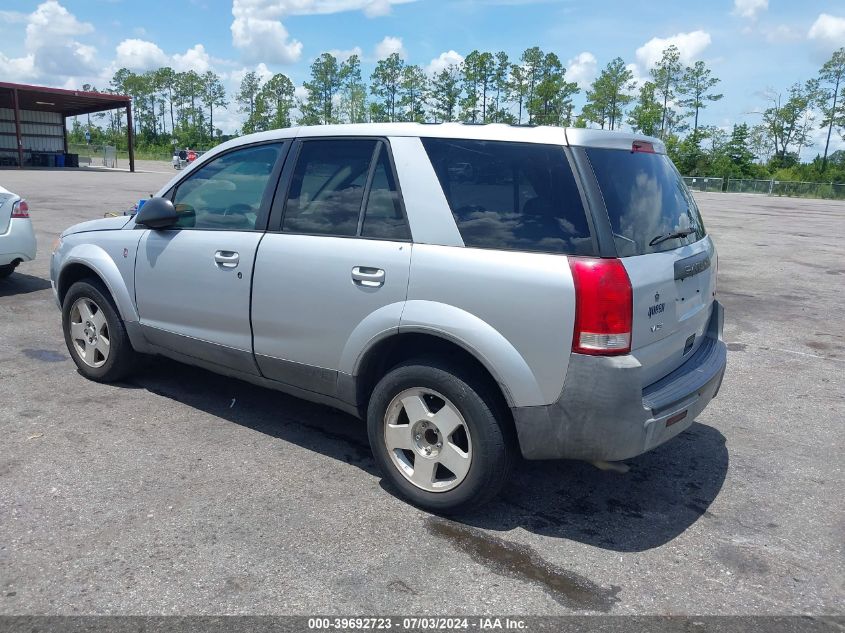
251;138;413;395
135;142;286;374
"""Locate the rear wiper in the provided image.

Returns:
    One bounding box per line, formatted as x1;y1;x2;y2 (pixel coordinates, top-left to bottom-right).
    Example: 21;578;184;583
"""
649;228;695;247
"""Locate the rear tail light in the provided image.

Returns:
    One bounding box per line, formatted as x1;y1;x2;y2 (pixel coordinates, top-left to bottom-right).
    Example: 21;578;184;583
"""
569;257;633;355
11;200;29;218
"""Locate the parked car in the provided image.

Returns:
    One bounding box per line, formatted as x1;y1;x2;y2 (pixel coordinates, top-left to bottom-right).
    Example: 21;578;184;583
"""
172;149;201;170
0;185;37;279
50;123;726;513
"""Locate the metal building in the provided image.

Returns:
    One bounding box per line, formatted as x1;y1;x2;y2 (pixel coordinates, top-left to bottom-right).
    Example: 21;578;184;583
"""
0;82;135;172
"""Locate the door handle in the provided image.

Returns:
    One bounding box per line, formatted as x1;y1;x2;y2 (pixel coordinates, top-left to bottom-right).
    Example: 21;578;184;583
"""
214;250;239;268
352;266;385;288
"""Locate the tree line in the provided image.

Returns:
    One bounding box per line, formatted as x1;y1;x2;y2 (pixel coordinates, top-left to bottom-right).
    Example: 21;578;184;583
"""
68;46;845;183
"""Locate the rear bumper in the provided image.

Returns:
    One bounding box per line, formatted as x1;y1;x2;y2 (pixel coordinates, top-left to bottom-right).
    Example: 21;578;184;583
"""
512;301;726;461
0;218;37;266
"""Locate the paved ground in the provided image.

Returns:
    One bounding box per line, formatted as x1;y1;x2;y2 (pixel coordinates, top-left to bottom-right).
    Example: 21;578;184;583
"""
0;168;843;616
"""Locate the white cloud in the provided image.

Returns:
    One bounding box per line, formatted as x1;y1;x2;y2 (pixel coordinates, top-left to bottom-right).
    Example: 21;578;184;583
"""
111;40;215;74
762;24;803;43
0;53;36;82
25;0;93;50
732;0;767;20
0;1;99;80
114;39;169;71
172;44;213;73
375;35;405;59
808;14;845;51
326;46;364;62
230;0;414;64
566;51;597;90
635;30;712;70
227;62;274;87
425;50;464;75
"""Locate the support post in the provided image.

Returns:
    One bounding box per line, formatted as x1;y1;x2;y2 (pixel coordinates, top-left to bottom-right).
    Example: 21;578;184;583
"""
12;88;23;169
125;103;135;173
62;115;68;154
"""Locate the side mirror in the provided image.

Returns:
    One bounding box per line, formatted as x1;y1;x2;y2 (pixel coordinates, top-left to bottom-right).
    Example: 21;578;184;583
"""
135;197;178;229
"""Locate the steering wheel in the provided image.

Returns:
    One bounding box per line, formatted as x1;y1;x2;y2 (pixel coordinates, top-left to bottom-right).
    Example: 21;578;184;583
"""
223;203;252;216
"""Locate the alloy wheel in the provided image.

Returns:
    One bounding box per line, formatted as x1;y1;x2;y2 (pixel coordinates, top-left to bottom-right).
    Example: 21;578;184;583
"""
68;297;111;368
383;388;473;492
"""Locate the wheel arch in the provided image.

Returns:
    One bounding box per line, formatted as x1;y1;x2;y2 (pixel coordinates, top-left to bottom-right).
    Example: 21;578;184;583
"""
57;246;138;322
353;330;517;425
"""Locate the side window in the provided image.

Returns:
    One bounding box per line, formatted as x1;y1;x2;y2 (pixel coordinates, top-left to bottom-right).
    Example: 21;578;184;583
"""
361;146;410;241
282;139;377;236
172;144;282;230
422;138;593;255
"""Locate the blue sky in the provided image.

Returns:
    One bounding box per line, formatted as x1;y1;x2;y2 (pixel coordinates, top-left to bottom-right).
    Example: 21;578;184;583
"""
1;0;844;152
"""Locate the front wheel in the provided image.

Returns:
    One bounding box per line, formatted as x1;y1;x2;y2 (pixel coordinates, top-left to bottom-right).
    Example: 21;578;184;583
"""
0;263;18;279
62;279;136;382
367;360;513;514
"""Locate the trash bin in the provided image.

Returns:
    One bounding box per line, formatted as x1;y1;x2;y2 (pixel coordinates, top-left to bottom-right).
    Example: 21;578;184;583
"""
56;154;65;168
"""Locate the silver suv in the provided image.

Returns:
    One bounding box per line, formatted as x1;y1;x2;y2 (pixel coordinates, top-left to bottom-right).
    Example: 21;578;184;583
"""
51;124;726;513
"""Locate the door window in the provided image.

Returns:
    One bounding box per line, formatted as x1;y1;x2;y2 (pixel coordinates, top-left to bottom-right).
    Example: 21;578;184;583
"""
171;143;282;230
282;140;377;237
361;146;410;241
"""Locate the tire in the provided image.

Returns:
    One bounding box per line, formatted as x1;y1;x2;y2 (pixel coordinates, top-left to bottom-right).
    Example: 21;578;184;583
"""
0;263;17;279
367;359;513;514
62;279;136;382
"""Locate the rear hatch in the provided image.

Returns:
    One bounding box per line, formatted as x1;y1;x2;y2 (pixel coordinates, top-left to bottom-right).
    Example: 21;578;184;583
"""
585;146;717;386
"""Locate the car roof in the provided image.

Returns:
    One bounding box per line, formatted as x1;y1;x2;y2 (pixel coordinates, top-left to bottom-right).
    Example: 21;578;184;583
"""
157;123;665;196
217;123;666;153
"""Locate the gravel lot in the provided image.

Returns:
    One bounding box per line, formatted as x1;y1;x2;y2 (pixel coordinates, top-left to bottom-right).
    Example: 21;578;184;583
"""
0;166;843;615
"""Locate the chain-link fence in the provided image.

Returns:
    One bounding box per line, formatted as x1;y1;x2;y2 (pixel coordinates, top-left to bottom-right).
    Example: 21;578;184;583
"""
683;177;724;193
683;176;845;200
67;143;120;168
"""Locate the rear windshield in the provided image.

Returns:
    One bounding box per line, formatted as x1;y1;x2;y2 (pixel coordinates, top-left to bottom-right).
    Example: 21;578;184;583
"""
423;138;594;255
586;148;706;256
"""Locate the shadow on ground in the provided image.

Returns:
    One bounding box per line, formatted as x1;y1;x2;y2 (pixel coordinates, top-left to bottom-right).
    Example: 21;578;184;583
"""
0;273;52;297
123;355;728;553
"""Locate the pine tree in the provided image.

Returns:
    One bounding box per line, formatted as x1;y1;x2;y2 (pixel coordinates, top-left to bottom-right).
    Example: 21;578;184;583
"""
628;81;663;136
429;65;462;122
370;53;405;122
678;60;722;135
260;73;295;129
584;57;635;130
650;45;683;138
399;65;428;122
339;55;367;123
301;53;342;125
817;47;845;170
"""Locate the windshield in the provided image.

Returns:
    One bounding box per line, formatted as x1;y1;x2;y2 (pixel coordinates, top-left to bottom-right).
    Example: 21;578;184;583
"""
586;148;706;256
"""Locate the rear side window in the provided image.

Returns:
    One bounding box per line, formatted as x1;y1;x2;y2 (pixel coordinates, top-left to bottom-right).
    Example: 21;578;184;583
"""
586;148;706;256
422;138;593;255
283;139;376;236
361;146;410;241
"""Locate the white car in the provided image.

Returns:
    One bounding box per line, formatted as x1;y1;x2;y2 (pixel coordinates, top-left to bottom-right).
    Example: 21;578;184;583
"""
0;185;37;279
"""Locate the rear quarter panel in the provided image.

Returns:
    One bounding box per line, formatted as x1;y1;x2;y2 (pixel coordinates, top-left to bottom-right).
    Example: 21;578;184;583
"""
402;244;576;407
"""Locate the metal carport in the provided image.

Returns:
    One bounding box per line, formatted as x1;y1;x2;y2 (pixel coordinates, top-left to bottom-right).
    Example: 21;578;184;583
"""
0;82;135;172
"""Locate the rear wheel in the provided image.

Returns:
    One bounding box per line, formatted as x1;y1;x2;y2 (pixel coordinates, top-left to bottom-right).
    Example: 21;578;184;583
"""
62;280;136;382
0;262;18;279
367;359;513;514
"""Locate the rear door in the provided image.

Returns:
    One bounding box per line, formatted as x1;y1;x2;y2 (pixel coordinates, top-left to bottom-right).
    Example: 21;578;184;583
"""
251;138;412;396
584;146;717;386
